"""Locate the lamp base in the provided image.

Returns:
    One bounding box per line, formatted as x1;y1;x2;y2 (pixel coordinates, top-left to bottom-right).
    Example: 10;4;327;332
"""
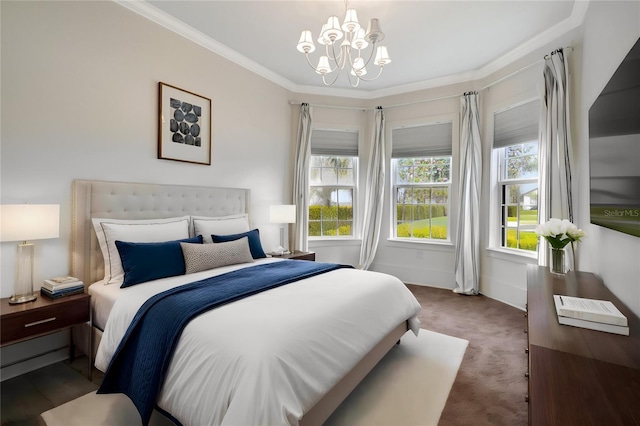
9;293;38;304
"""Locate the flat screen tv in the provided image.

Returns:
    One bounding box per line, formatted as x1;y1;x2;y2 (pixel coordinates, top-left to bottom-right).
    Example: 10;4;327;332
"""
589;37;640;237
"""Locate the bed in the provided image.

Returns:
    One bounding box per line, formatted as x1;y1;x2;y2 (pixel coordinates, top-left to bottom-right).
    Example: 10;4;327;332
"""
70;179;422;426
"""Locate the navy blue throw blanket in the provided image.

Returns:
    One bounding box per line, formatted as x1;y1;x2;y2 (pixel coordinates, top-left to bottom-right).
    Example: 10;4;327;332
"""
97;260;352;426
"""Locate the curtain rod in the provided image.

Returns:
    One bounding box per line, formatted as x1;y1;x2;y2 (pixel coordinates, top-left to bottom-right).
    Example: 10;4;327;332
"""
290;46;573;111
288;101;370;111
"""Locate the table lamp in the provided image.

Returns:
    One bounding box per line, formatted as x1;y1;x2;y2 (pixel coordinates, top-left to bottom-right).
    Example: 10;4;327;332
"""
269;205;296;255
0;204;60;304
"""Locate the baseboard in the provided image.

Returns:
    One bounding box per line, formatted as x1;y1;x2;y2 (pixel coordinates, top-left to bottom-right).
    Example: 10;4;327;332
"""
403;282;526;312
0;331;69;382
1;348;69;382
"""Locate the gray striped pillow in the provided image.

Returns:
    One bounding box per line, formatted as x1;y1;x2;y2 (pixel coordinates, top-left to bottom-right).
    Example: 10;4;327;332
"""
181;237;254;274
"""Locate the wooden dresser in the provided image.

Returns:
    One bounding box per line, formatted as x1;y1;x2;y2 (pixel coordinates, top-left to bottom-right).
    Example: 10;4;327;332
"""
526;265;640;425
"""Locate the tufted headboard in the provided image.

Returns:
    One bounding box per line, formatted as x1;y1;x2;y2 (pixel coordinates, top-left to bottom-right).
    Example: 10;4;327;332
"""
71;179;250;287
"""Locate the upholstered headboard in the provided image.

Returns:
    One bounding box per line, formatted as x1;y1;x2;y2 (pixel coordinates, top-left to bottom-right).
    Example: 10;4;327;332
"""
71;179;250;287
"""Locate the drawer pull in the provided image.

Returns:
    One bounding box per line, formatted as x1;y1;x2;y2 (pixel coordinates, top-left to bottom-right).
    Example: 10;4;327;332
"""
25;317;56;327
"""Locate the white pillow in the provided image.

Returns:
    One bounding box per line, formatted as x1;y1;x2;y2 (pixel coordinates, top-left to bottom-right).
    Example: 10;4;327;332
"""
192;214;250;243
92;216;190;285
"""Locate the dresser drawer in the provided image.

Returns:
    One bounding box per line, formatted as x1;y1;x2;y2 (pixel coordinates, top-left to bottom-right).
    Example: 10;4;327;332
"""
1;295;90;345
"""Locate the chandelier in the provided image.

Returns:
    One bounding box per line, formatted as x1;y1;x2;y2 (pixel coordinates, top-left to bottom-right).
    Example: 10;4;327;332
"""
296;0;391;87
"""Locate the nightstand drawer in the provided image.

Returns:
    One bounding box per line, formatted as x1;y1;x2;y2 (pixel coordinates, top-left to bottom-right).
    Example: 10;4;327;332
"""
1;295;90;345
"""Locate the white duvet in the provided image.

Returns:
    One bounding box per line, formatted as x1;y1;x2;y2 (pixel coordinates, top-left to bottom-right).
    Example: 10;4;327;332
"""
94;259;421;426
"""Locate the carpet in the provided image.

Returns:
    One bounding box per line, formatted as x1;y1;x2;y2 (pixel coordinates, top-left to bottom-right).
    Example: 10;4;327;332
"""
325;329;469;426
40;329;467;426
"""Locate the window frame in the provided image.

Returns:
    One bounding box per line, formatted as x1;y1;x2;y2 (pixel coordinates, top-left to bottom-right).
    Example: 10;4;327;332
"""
391;156;452;242
490;98;541;256
306;125;361;240
389;119;454;244
496;143;539;253
308;154;358;239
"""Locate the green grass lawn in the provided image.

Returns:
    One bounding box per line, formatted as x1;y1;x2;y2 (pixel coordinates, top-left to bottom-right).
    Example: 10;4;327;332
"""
397;216;448;239
405;216;449;227
507;209;538;224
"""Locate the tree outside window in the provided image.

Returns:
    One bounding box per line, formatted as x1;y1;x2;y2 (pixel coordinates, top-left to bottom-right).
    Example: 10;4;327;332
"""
309;155;356;237
394;156;451;240
499;142;538;251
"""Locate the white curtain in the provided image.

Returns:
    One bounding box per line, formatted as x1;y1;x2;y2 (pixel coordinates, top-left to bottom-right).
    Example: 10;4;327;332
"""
293;103;312;252
538;48;574;267
359;107;385;270
454;92;482;295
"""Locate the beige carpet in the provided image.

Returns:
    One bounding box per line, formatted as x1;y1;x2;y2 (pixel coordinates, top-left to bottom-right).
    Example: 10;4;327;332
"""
326;329;468;426
41;329;467;426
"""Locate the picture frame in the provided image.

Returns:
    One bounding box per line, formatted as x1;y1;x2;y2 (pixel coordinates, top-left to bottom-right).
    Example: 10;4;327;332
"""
158;82;212;165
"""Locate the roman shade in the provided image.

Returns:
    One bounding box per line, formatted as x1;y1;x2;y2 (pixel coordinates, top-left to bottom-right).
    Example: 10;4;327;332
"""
391;122;452;158
310;129;359;156
493;100;540;148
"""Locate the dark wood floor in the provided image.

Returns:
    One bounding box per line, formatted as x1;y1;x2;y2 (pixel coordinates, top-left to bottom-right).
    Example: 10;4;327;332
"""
1;356;103;426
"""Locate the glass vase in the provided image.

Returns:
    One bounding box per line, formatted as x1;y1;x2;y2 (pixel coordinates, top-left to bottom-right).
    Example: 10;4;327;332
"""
550;247;566;275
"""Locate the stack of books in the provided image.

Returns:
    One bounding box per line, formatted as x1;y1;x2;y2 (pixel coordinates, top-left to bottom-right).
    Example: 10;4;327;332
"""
41;276;85;299
553;294;629;335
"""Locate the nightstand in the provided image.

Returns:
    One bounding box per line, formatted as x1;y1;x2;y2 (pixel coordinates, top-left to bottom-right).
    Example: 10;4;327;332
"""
1;292;91;378
278;251;316;261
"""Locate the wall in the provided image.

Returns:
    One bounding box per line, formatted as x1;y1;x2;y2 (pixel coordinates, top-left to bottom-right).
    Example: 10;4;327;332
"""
2;0;639;380
578;1;640;315
0;1;292;379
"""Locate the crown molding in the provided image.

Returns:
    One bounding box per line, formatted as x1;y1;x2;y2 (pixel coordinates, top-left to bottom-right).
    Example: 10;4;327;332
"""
114;0;298;92
468;0;589;81
116;0;589;100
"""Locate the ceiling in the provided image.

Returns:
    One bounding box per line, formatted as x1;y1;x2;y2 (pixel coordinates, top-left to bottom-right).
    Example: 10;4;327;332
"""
120;1;583;98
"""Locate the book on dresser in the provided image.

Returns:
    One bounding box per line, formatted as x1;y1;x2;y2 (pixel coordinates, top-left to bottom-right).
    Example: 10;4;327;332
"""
553;295;629;335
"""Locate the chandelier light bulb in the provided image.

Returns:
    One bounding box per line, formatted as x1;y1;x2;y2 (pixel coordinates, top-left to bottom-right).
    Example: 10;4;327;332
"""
316;25;330;46
374;46;391;66
316;56;332;75
351;57;367;76
323;15;343;42
351;28;368;50
342;9;360;33
297;30;316;54
297;2;390;87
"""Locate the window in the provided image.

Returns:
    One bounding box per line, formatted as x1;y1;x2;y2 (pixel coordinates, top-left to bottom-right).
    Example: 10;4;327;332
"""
392;123;452;240
493;100;540;252
308;129;358;237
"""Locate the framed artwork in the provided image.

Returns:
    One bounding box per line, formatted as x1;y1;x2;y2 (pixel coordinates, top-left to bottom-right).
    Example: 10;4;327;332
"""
158;82;212;165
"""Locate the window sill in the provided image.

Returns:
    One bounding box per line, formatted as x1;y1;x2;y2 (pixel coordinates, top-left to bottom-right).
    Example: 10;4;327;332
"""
486;246;538;263
385;238;454;252
309;238;362;248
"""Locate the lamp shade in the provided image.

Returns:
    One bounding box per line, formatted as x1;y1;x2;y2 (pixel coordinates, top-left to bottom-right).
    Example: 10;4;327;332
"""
374;45;391;66
297;30;316;53
316;56;332;74
365;18;385;43
0;204;60;242
269;205;296;224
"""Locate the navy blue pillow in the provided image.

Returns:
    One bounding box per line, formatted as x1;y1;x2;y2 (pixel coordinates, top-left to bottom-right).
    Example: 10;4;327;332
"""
116;235;203;288
211;229;266;259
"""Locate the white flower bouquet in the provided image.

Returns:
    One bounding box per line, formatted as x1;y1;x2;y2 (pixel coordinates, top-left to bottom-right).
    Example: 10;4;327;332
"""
535;218;586;249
